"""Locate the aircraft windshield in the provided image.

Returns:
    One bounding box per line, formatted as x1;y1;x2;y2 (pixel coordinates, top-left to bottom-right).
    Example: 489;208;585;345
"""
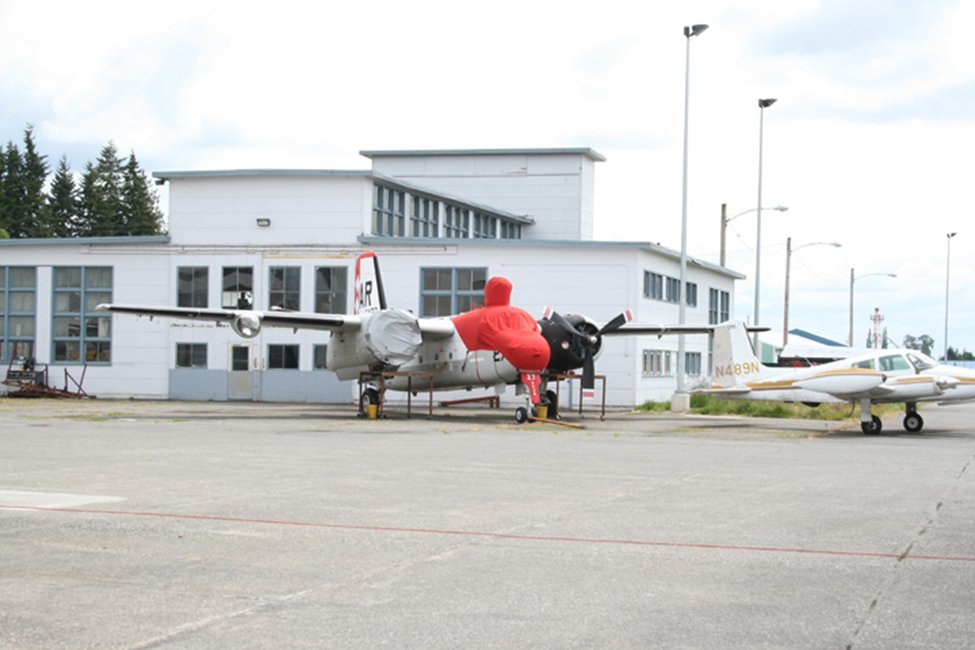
906;352;938;371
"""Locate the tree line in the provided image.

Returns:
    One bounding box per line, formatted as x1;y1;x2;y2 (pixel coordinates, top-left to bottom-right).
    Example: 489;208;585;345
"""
902;334;974;361
0;126;164;239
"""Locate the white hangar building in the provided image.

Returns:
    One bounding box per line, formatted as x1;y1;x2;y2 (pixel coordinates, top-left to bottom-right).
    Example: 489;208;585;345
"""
0;148;742;407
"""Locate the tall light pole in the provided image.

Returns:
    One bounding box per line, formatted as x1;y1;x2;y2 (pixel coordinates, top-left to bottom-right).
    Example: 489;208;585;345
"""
754;98;777;350
945;232;958;361
674;22;708;409
720;203;788;267
783;238;841;345
848;269;897;346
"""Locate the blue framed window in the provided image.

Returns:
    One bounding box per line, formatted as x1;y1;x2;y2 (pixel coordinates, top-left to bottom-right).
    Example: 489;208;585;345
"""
1;267;37;362
444;206;470;239
411;197;439;237
373;185;405;236
419;267;487;317
52;267;112;364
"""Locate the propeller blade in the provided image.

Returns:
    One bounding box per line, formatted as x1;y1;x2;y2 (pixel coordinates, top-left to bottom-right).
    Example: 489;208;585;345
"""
599;309;633;335
549;310;585;337
582;348;595;389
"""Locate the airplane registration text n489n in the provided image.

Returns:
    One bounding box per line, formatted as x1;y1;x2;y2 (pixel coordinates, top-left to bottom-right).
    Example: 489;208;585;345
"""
714;362;762;378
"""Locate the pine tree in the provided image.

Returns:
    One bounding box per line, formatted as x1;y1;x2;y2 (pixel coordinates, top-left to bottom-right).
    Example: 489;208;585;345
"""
75;161;101;237
78;143;125;236
21;125;49;237
44;156;79;237
1;141;25;237
120;151;164;235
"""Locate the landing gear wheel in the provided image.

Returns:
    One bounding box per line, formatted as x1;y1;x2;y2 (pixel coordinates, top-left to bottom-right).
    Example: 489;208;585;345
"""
514;406;529;424
861;415;882;435
544;390;559;420
359;388;380;417
903;412;924;433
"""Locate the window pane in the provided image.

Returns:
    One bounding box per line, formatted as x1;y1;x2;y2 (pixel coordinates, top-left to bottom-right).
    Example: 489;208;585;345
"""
55;292;82;312
87;268;112;289
9;292;35;311
9;267;35;288
55;341;80;362
86;291;111;311
55;268;81;288
54;317;81;337
232;347;249;371
9;316;35;336
314;345;328;369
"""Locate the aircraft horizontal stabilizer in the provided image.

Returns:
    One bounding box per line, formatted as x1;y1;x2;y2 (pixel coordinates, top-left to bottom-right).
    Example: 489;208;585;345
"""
698;386;752;395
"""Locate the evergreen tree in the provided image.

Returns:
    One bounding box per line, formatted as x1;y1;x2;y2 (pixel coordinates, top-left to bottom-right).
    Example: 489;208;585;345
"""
0;144;6;234
90;142;125;235
21;125;49;237
1;141;25;237
120;151;164;235
75;161;101;237
44;156;79;237
1;125;164;238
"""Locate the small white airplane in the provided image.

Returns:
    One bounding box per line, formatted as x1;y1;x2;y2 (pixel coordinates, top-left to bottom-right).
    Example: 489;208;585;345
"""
705;321;975;434
98;251;711;422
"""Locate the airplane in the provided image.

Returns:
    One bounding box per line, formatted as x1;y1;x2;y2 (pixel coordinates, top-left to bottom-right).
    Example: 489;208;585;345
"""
704;321;975;434
97;251;714;423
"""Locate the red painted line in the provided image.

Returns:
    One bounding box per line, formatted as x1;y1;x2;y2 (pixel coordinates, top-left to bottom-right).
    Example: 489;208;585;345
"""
5;503;975;563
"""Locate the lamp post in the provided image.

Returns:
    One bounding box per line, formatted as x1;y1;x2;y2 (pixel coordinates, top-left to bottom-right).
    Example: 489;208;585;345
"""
674;22;708;409
719;203;788;267
848;269;897;346
754;98;777;349
783;238;841;345
945;232;958;361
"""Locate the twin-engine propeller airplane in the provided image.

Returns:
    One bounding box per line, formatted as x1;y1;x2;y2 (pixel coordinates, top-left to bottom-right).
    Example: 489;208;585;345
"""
705;321;975;434
98;251;712;422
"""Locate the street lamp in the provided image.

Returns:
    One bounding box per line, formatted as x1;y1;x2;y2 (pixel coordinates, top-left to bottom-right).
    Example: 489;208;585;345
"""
783;238;841;345
754;98;777;349
674;22;708;410
719;203;788;267
945;232;958;361
848;269;897;346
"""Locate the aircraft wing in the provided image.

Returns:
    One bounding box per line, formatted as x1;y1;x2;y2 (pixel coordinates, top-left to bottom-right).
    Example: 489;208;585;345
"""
604;324;718;336
97;304;361;332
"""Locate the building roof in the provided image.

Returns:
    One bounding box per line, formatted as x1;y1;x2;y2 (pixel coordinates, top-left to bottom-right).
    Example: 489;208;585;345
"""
358;236;746;280
0;235;170;247
153;169;372;180
359;147;607;162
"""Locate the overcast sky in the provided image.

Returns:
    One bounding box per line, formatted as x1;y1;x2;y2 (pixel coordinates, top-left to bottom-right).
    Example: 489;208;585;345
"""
2;0;973;354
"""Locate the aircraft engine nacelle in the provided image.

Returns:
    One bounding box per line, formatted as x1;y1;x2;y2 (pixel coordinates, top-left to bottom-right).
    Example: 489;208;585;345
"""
230;312;262;338
329;309;423;380
539;313;602;373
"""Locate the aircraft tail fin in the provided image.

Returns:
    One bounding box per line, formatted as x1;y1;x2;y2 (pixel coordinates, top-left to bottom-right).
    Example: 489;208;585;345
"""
354;251;387;315
710;321;776;387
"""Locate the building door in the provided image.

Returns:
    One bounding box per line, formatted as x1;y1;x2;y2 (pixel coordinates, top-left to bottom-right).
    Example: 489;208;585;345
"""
228;344;260;400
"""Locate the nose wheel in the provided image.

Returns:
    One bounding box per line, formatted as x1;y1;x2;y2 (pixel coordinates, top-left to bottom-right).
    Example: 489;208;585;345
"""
860;414;883;435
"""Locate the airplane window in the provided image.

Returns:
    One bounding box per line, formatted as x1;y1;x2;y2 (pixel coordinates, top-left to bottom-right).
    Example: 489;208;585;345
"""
907;352;937;371
879;355;911;372
853;359;875;370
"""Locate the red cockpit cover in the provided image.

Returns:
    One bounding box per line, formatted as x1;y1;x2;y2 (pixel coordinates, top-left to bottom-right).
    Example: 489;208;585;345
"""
451;277;550;371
